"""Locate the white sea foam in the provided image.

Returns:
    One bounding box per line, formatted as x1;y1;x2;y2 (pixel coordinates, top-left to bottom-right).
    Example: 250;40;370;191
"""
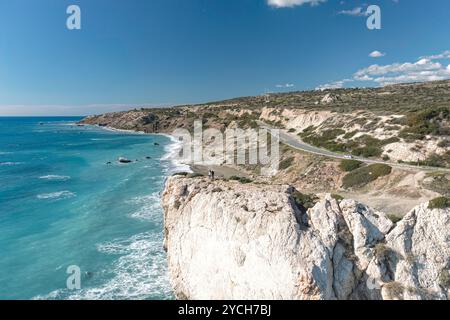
161;134;192;175
101;126;146;135
37;191;76;200
0;162;23;166
127;193;162;222
39;175;71;181
35;232;173;300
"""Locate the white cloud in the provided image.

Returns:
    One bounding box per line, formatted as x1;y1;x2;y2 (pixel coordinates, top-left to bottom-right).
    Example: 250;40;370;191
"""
267;0;326;8
316;50;450;89
369;51;386;58
354;55;450;86
337;7;368;16
422;50;450;60
316;79;353;91
276;83;295;88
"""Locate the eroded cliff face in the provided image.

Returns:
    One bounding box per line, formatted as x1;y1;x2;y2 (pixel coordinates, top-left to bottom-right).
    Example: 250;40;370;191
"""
162;176;449;300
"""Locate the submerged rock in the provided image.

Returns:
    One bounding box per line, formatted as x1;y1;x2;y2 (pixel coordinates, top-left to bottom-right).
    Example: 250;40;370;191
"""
162;176;449;300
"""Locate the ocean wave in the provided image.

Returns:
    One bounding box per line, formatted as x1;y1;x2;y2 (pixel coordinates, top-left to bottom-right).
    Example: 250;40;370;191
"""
35;232;173;300
90;138;114;141
161;135;192;174
37;191;76;200
126;193;162;222
101;126;146;135
0;152;12;155
39;175;71;181
0;162;23;166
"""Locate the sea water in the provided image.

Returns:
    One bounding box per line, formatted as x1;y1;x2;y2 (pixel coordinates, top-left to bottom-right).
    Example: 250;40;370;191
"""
0;117;182;300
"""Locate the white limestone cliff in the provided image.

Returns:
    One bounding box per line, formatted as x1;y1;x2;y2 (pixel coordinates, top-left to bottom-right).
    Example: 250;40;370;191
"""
162;176;449;300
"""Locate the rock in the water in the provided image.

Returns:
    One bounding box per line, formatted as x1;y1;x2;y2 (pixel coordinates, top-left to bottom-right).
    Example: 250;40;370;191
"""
118;157;132;164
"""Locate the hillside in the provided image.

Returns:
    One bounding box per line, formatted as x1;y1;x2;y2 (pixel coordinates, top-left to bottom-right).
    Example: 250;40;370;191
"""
81;80;449;168
80;80;450;215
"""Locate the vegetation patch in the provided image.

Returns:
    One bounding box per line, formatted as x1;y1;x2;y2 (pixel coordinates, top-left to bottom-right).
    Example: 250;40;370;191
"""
187;173;204;178
331;194;344;202
342;164;392;189
279;157;295;170
413;151;449;168
428;196;450;209
351;146;383;158
339;159;363;172
173;172;189;176
399;107;450;141
291;191;319;213
387;214;402;224
439;269;450;289
384;281;405;300
229;176;253;184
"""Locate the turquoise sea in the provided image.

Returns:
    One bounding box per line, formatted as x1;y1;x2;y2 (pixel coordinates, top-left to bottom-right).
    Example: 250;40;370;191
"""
0;117;181;300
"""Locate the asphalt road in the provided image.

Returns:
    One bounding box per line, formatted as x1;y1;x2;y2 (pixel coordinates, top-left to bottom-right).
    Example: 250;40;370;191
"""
258;121;450;173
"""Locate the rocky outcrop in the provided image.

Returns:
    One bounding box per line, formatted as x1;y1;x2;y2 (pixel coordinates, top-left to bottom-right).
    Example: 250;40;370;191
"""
162;176;449;300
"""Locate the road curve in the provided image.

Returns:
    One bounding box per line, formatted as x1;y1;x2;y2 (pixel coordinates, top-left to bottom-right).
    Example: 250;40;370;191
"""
258;121;450;173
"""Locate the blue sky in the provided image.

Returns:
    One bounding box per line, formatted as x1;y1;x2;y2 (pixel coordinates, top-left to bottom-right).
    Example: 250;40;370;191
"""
0;0;450;115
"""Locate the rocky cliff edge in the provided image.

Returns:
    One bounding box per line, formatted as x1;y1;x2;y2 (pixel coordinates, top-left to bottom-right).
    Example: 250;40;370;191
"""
162;176;449;300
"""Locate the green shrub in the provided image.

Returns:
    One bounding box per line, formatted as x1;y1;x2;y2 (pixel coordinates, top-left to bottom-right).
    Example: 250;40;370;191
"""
279;157;295;170
331;194;344;201
187;173;204;178
339;159;363;172
321;129;346;140
439;269;450;289
351;146;383;158
387;214;402;224
374;244;392;261
438;139;448;148
288;128;296;133
342;164;392;189
401;107;450;137
380;137;400;146
428;196;450;209
291;191;319;212
384;282;405;300
229;176;253;184
343;131;357;139
173;172;189;176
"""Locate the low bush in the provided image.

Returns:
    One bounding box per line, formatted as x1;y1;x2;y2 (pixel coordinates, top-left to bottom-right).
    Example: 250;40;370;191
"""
331;194;344;202
187;173;204;178
428;196;450;209
291;191;319;212
439;269;450;289
173;172;189;176
279;157;295;170
229;176;253;184
339;159;363;172
384;282;405;300
342;164;392;189
351;146;383;158
387;214;402;224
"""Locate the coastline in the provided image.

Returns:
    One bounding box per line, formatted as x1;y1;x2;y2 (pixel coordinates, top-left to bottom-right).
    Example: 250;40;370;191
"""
93;124;244;178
